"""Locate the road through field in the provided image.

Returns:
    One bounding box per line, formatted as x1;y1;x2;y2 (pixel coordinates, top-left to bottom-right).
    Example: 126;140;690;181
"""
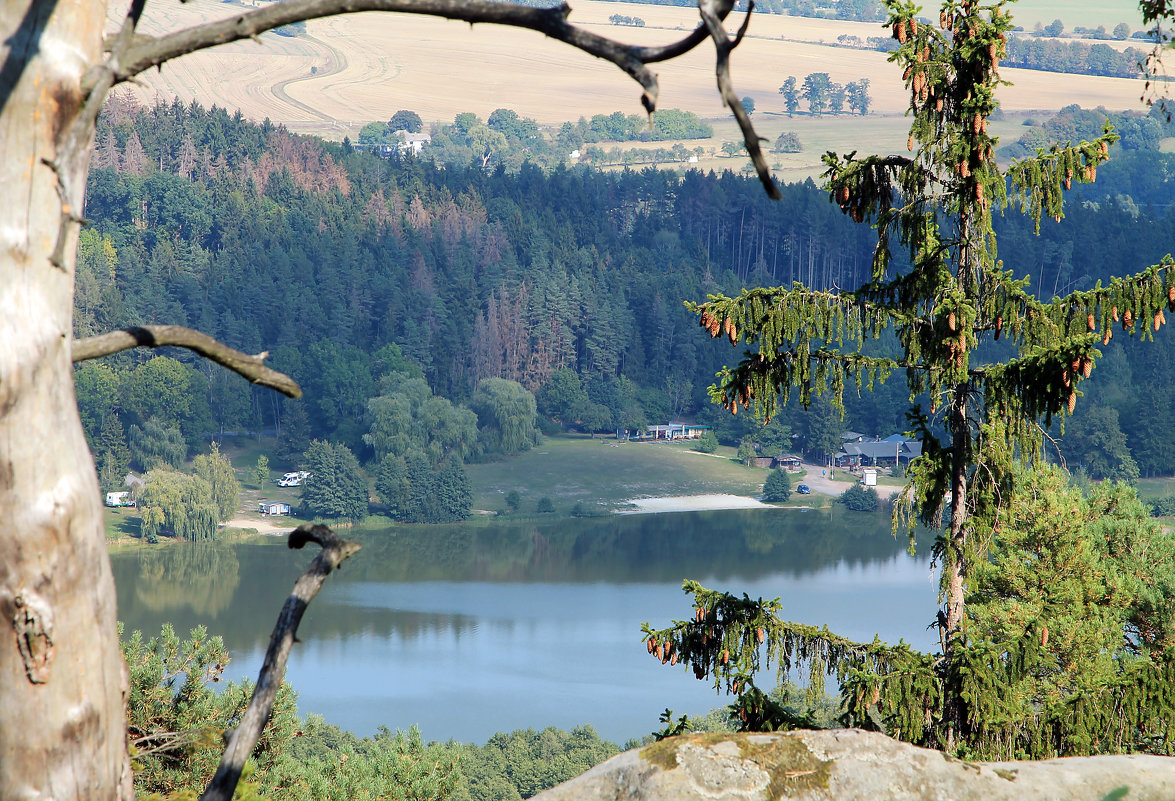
267;34;348;123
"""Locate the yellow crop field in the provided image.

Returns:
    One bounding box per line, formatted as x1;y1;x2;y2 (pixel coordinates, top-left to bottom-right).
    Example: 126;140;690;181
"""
111;0;1154;141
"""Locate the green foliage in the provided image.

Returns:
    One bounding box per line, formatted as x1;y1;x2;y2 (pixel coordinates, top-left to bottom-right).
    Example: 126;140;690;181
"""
504;490;522;512
388;109;424;133
471;378;537;457
536;496;555;514
301;440;369;522
396;454;472;523
129;418;187;472
537;369;588;424
364;378;478;466
690;0;1175;751
694;430;719;453
1059;405;1139;481
777;77;800;115
762;469;792;502
193;442;240;522
838;483;879;512
96;411;132;491
138;469;220;542
375;454;409;517
123;623;299;798
451;726;620;801
255;454;269;489
740;96;756;115
736;439;754;466
122;356;211;443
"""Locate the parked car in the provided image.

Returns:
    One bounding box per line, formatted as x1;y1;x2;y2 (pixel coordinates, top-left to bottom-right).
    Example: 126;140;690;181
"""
797;484;811;495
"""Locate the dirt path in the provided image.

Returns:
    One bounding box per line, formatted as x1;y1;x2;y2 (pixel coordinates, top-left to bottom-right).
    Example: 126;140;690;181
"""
224;515;293;536
266;33;348;122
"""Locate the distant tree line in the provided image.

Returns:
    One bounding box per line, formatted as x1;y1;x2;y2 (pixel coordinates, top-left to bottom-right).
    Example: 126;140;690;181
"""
608;13;646;26
1002;35;1152;78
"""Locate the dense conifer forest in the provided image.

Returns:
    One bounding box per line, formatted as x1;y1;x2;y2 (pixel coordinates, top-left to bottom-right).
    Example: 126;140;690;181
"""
79;96;1175;491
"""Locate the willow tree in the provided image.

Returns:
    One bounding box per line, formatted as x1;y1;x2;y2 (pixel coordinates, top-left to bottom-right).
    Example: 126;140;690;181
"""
667;0;1175;749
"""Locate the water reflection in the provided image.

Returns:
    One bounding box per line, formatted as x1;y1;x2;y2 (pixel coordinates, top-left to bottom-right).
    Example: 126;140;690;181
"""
134;543;241;617
111;508;937;744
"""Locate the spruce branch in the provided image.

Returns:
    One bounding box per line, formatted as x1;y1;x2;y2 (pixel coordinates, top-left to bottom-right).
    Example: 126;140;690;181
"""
72;325;302;398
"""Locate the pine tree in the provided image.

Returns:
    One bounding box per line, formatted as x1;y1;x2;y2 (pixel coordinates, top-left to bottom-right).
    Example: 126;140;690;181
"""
682;0;1175;750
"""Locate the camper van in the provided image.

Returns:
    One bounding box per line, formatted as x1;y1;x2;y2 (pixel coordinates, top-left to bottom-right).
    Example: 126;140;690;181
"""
277;471;311;487
104;491;134;507
259;501;292;516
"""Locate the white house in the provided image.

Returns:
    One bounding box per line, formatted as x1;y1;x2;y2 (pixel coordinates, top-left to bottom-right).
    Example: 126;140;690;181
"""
259;501;292;516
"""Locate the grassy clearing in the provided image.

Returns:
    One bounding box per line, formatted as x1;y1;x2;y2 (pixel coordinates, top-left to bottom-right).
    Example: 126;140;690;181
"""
467;434;774;515
1134;476;1175;502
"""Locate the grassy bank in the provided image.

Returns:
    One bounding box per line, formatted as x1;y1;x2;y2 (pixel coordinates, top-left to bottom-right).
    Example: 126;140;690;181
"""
467;434;779;515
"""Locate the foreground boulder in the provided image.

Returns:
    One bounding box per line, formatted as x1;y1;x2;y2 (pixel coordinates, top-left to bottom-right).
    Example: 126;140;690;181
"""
532;729;1175;800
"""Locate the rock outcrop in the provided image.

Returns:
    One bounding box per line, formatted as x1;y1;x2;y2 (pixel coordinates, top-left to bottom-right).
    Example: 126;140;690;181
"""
532;729;1175;800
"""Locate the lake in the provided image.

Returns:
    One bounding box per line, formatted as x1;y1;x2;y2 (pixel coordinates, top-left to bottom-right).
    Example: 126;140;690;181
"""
109;507;939;745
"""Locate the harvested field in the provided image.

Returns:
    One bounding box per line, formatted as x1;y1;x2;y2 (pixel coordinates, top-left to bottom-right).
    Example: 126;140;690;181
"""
109;0;1154;139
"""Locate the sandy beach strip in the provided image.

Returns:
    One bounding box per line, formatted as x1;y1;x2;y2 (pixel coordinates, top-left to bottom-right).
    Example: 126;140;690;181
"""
618;494;776;514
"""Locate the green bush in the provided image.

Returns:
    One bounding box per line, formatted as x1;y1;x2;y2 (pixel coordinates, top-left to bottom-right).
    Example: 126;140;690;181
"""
695;430;719;454
838;483;879;512
536;496;555;513
762;469;792;502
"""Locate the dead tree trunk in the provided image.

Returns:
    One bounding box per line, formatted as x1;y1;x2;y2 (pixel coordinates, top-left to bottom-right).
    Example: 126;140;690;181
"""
0;2;133;798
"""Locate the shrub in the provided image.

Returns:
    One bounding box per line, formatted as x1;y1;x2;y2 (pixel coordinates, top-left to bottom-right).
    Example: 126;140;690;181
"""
839;483;879;512
536;496;555;514
763;469;792;502
695;430;719;454
505;490;522;512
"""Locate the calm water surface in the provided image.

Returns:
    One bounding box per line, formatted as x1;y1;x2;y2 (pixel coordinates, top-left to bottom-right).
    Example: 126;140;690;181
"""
110;508;937;744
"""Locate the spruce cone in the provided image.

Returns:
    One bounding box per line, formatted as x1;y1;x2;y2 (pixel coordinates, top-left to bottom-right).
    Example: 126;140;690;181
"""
722;649;730;664
654;643;663;660
1124;309;1133;328
647;638;655;654
907;135;915;152
940;9;949;27
1156;310;1166;331
1168;286;1175;304
1082;357;1092;378
948;311;957;332
995;316;1003;339
894;21;905;42
837;185;850;205
1103;328;1113;346
1087;313;1096;331
936;97;944;113
1067;392;1077;414
670;652;678;666
756;627;766;643
909;18;918;36
1041;625;1049;647
1112;306;1119;322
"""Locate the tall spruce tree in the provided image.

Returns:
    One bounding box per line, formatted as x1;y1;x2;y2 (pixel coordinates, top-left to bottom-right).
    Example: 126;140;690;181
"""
666;0;1175;752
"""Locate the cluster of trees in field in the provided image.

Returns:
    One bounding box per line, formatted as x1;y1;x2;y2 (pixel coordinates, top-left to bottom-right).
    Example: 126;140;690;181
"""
124;624;620;801
80;97;1175;496
608;13;645;26
778;75;872;116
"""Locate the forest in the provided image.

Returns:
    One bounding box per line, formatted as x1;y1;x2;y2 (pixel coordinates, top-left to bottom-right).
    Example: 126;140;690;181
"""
77;93;1175;520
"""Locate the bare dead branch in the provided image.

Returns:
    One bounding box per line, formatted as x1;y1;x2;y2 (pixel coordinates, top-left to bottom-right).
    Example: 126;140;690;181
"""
72;325;302;398
113;0;730;114
200;525;360;801
698;0;780;200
